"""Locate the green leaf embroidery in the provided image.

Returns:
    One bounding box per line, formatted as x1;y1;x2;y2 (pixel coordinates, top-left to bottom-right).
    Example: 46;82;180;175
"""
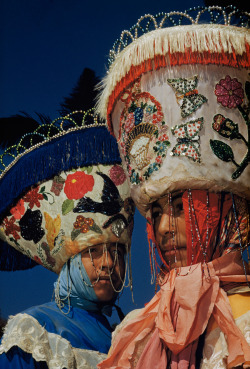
89;223;103;234
43;193;48;201
71;228;81;241
210;140;234;162
62;199;74;215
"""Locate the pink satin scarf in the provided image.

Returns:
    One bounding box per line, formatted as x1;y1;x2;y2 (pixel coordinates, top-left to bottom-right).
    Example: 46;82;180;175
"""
98;251;250;369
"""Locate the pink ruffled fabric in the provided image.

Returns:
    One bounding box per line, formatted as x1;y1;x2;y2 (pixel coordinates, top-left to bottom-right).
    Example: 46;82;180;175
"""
98;251;250;369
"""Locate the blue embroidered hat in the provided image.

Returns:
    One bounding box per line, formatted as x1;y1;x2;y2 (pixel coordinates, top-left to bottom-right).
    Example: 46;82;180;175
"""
0;111;134;273
96;6;250;216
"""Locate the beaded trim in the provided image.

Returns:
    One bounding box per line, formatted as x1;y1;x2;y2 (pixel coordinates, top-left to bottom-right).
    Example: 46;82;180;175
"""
0;109;105;180
107;6;250;68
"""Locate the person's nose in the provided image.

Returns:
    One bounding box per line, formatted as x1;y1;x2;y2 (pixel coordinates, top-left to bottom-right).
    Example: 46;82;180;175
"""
157;213;174;237
102;247;114;269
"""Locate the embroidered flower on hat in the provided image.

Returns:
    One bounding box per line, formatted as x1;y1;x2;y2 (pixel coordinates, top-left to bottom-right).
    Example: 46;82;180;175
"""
23;186;44;209
10;199;25;220
71;215;102;241
210;75;250;179
64;171;94;200
50;176;65;196
109;165;126;186
215;75;244;109
212;114;239;139
44;212;61;250
2;216;20;240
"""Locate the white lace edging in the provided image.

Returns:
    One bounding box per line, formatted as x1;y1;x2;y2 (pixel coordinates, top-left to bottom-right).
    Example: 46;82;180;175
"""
0;313;107;369
200;310;250;369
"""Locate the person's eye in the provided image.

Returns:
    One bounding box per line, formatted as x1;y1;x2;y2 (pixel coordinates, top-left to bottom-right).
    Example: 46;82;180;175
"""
152;209;162;220
110;245;125;258
89;247;98;254
174;199;184;214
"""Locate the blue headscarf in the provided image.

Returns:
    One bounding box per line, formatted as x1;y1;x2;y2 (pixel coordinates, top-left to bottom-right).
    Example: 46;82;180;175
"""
55;252;117;316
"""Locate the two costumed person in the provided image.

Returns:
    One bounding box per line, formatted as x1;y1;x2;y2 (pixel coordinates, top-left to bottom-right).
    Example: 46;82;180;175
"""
96;6;250;369
0;110;135;368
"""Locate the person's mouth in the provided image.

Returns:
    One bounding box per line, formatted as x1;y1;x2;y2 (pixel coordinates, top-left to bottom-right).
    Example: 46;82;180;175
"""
97;275;117;284
160;246;185;258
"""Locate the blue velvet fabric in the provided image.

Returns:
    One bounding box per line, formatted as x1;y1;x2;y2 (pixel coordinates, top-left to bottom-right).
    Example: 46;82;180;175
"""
0;301;113;368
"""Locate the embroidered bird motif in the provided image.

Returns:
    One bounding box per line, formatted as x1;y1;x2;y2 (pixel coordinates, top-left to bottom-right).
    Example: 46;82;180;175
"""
73;172;124;216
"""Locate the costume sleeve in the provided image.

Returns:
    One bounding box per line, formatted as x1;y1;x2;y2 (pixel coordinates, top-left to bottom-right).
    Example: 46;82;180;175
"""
0;346;48;368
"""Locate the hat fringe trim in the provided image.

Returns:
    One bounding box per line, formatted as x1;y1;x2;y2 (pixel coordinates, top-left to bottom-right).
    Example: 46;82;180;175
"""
0;239;38;271
0;127;121;221
96;25;250;132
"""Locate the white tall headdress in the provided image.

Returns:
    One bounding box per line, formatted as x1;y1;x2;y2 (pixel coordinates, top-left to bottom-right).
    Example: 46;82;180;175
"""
97;6;250;216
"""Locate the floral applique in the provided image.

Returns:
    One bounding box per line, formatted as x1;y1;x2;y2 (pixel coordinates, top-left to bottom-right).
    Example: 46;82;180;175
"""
23;186;44;209
19;209;45;243
64;171;94;200
170;118;204;162
109;165;126;186
210;76;250;179
44;212;61;250
10;199;25;220
50;176;65;196
71;215;102;240
167;76;207;118
214;75;244;109
119;79;170;185
2;216;20;240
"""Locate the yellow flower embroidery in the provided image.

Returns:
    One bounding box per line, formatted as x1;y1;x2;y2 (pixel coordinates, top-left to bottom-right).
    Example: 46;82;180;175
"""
44;212;61;250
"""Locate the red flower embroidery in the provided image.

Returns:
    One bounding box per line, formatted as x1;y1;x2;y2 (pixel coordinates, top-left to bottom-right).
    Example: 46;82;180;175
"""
23;186;44;209
212;114;225;132
159;134;169;142
2;216;20;240
109;165;126;186
215;75;244;108
64;171;94;200
155;156;162;164
10;199;25;220
152;110;164;124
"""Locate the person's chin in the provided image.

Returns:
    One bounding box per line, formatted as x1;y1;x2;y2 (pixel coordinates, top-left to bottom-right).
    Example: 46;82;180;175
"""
94;282;116;302
161;248;187;268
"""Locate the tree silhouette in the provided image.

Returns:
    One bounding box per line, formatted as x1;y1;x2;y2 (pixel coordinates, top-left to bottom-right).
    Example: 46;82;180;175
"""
59;68;100;121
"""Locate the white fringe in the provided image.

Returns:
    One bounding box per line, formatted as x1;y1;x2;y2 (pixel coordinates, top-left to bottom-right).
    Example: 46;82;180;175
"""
96;24;250;119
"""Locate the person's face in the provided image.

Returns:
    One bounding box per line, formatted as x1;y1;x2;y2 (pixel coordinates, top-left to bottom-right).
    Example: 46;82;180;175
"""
81;243;126;302
152;192;187;269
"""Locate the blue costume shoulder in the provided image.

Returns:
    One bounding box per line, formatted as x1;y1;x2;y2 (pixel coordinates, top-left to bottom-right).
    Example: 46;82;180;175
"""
24;301;112;353
0;301;112;368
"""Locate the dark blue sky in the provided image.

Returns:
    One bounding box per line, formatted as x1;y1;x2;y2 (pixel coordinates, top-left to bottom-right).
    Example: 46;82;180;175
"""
0;0;204;323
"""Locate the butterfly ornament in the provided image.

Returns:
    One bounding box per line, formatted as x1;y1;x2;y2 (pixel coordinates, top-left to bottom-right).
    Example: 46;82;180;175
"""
170;118;204;162
167;76;207;118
